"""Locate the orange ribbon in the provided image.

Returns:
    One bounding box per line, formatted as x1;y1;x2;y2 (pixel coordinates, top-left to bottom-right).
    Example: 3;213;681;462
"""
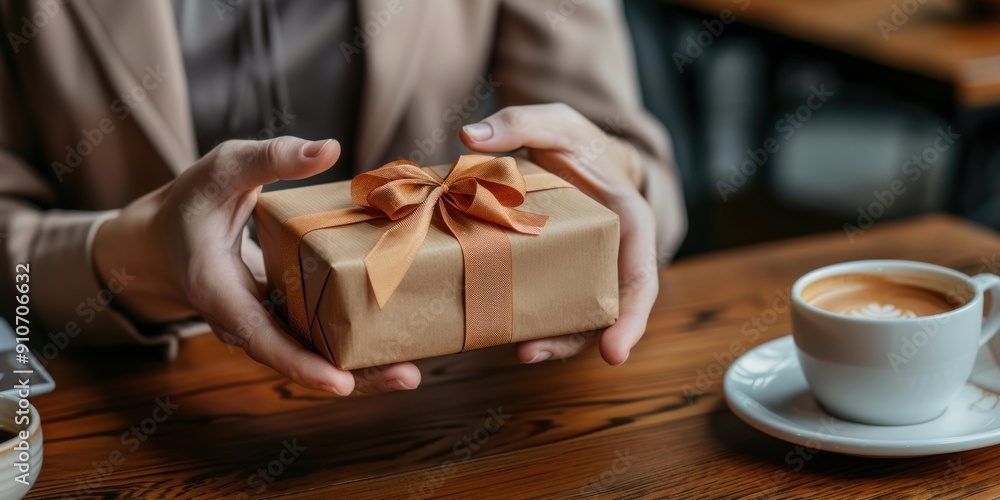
279;155;574;353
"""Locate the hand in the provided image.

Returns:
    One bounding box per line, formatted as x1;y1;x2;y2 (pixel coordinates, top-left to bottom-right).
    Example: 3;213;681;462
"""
93;136;421;395
461;103;660;366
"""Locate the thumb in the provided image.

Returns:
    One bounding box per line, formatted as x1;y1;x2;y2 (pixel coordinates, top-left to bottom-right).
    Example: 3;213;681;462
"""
211;137;341;196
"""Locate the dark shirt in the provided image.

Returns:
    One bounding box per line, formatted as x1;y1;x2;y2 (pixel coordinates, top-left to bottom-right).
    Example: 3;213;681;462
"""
172;0;364;189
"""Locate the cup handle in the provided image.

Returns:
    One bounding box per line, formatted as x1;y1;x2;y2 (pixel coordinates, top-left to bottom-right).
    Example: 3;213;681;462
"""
972;274;1000;347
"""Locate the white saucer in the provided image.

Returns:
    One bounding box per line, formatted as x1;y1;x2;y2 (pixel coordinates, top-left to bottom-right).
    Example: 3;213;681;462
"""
724;336;1000;458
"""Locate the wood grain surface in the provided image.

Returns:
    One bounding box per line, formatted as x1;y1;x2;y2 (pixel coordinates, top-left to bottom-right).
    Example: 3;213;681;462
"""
666;0;1000;107
27;214;1000;498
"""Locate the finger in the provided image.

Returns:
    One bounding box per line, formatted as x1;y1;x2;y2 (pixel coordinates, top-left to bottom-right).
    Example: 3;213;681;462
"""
516;330;601;363
352;362;422;394
599;201;660;366
460;103;597;153
462;106;634;206
194;255;356;395
211;137;341;196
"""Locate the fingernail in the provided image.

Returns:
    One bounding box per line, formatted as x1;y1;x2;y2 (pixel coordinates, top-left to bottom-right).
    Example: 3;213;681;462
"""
523;351;552;364
462;123;493;141
321;383;346;395
387;378;413;391
303;139;332;158
613;352;630;366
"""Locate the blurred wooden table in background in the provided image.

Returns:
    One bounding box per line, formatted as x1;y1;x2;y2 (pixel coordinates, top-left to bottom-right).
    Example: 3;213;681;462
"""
28;214;1000;498
667;0;1000;107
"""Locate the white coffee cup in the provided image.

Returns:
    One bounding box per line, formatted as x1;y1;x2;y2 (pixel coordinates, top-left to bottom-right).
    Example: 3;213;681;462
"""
791;260;1000;426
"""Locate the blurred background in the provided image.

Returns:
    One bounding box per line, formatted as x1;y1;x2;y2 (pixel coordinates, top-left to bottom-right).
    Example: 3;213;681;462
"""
622;0;1000;257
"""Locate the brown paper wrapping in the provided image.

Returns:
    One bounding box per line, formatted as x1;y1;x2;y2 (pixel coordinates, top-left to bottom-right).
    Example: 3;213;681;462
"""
252;159;619;370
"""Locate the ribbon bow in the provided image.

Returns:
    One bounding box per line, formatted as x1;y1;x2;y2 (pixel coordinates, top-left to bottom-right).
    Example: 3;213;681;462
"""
280;155;573;352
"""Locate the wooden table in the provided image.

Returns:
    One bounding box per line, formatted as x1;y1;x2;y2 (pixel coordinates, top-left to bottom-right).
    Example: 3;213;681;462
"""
28;214;1000;498
667;0;1000;108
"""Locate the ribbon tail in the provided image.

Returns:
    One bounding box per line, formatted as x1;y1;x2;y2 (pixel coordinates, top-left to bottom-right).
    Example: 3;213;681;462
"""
364;190;442;308
499;207;548;235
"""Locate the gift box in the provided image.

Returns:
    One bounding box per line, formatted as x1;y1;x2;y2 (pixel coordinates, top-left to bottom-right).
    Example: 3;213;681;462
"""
252;155;619;370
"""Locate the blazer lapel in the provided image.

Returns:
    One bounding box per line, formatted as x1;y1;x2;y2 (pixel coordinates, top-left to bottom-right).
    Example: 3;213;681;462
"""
354;0;436;170
69;0;197;174
69;0;433;173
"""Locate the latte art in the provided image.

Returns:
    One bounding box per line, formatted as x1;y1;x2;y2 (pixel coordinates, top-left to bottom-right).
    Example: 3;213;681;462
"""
801;273;963;319
841;302;917;319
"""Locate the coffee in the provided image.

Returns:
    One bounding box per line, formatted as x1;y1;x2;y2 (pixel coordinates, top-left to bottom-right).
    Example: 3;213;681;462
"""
792;260;1000;425
801;273;962;319
0;429;16;444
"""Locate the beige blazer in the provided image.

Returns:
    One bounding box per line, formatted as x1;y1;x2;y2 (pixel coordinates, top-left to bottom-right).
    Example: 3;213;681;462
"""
0;0;684;355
